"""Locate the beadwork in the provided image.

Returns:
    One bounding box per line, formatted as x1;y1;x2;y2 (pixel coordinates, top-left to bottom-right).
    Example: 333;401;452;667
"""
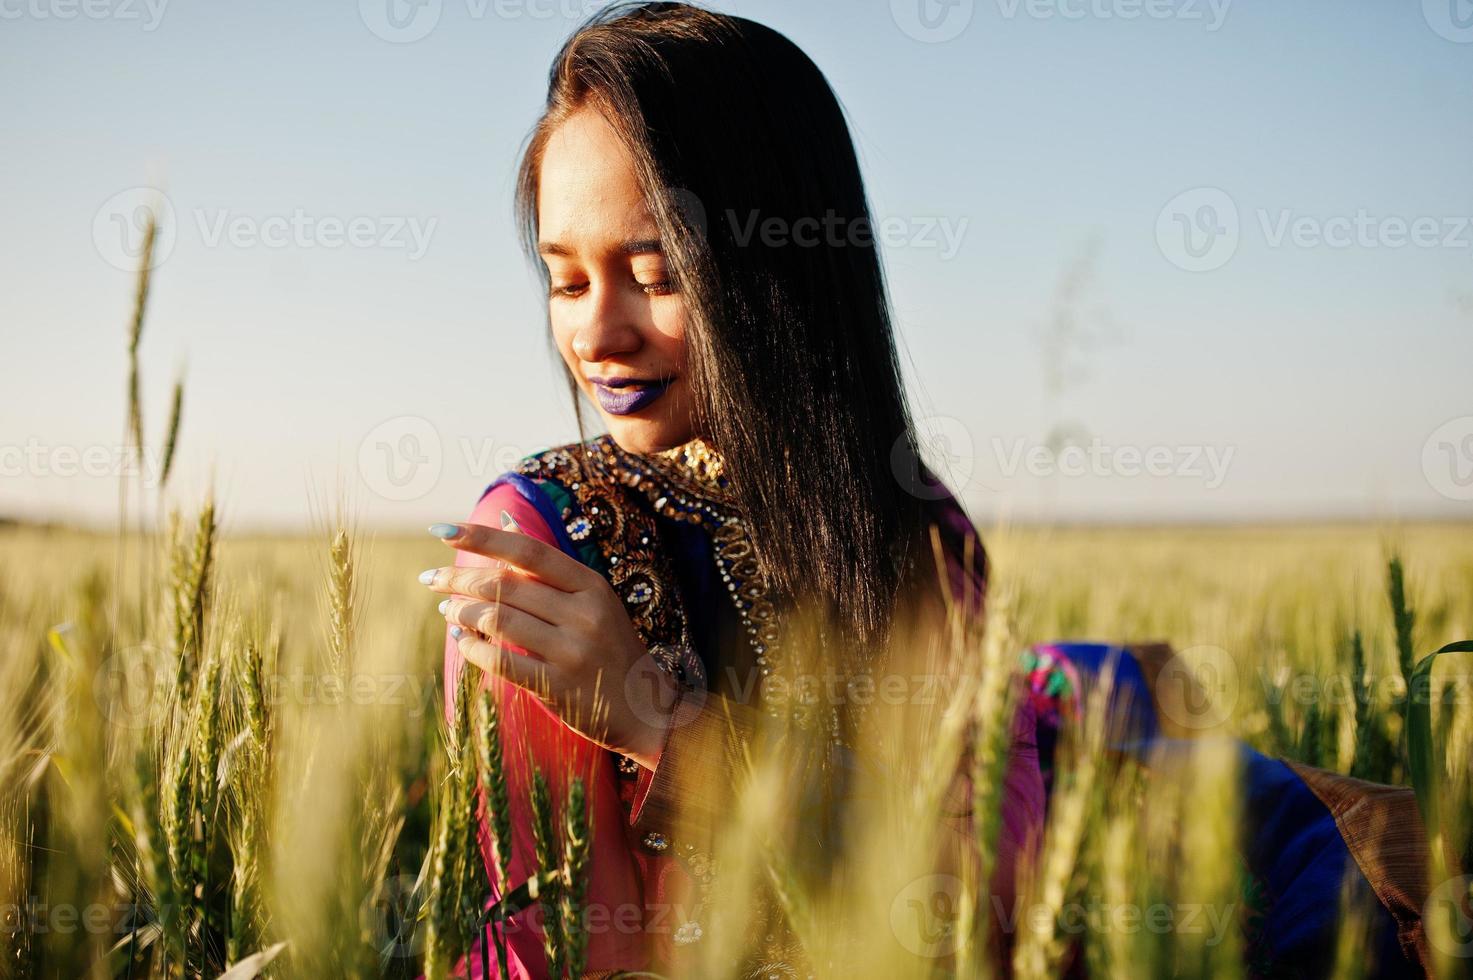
514;434;790;717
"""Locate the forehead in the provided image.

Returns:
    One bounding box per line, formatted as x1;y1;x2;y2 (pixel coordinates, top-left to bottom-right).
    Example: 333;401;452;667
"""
537;107;656;247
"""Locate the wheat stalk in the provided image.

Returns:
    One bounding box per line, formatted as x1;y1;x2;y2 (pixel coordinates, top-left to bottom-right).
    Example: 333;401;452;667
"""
559;776;590;978
327;527;356;678
125;211;156;467
172;499;217;702
158;375;184;489
529;769;566;979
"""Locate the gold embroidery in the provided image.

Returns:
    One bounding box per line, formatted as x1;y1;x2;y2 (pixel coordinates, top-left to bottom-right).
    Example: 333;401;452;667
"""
516;435;789;718
510;434;808;973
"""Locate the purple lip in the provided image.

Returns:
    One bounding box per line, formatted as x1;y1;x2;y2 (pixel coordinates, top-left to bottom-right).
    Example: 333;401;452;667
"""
590;377;672;416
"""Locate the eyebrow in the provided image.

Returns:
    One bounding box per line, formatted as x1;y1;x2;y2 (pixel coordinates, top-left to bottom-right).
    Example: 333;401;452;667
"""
537;238;664;258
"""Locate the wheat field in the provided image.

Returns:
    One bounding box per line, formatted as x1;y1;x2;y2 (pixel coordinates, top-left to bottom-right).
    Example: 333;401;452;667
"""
2;514;1470;978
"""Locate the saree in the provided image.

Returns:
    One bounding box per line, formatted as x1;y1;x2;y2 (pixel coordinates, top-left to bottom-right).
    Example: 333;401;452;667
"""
1020;642;1450;977
440;435;1045;977
440;436;1454;978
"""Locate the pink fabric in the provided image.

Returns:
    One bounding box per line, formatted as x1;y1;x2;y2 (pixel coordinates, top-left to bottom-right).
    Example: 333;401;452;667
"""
442;483;649;978
989;687;1046;918
934;496;1045;916
440;483;1043;976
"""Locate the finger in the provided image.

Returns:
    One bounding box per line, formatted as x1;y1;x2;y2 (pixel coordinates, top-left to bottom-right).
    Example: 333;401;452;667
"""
422;565;570;623
442;598;564;660
451;625;557;699
429;522;591;592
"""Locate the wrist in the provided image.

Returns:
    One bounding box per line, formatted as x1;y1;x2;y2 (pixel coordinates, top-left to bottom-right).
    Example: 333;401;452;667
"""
622;653;681;771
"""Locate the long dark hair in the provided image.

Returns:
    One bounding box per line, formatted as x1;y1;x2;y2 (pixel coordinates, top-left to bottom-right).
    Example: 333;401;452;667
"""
515;2;967;655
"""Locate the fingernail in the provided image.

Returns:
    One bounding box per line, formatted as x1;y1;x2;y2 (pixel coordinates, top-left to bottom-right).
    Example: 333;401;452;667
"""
418;568;438;586
500;509;521;532
428;523;461;540
438;598;451;615
449;625;465;640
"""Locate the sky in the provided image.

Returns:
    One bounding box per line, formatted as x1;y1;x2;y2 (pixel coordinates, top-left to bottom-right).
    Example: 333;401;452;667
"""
2;0;1471;531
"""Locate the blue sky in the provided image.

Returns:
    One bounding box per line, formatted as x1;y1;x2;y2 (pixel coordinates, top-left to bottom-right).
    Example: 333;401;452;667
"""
2;0;1471;529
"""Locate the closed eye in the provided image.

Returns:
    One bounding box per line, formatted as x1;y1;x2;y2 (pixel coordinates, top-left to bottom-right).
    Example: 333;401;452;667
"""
549;281;588;299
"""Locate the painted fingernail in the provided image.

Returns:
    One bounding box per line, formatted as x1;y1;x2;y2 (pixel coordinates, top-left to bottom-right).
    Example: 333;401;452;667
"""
438;598;451;615
418;568;438;586
500;509;521;532
428;523;461;540
449;625;465;640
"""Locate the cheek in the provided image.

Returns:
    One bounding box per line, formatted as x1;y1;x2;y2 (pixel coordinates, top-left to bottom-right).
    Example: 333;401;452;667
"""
650;302;689;369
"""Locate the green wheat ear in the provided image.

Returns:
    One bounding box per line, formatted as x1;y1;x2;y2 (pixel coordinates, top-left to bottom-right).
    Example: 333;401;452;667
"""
158;375;184;489
476;685;513;885
327;527;356;678
560;776;590;978
529;769;566;979
125;210;155;466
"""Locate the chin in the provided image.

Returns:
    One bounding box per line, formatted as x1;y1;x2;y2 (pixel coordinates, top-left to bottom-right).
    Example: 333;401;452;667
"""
603;419;696;455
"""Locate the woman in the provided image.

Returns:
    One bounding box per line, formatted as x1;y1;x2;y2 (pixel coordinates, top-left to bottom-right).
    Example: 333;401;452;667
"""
417;3;1045;975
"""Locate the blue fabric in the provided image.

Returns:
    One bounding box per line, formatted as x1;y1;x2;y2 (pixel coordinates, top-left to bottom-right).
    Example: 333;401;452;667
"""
1040;642;1415;977
482;472;583;562
1041;642;1159;744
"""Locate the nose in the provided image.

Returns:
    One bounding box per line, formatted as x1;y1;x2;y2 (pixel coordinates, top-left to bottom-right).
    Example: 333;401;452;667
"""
570;280;642;363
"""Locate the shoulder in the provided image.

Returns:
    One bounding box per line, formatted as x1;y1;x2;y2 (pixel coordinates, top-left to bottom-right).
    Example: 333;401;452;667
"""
472;437;611;571
914;475;988;617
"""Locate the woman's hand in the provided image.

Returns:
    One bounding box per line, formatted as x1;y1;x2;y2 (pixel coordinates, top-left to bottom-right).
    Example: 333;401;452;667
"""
419;521;678;770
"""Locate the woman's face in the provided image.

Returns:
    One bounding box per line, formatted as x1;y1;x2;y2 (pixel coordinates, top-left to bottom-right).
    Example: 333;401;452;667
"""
537;106;697;455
